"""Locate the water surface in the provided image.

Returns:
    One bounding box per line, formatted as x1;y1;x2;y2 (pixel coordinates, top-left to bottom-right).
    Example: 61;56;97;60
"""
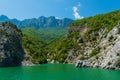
0;64;120;80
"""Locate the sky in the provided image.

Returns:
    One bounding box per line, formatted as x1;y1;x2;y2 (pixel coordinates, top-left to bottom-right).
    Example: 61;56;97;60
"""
0;0;120;20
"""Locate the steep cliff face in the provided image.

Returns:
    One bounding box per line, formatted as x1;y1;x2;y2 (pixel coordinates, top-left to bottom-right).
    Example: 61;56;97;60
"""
75;24;120;69
65;10;120;70
0;22;24;67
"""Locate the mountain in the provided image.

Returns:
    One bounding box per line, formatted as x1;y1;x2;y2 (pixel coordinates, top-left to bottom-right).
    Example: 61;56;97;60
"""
0;15;73;65
11;18;21;25
0;15;73;29
0;22;24;67
2;10;120;69
63;10;120;70
0;15;9;22
22;27;67;64
25;10;120;70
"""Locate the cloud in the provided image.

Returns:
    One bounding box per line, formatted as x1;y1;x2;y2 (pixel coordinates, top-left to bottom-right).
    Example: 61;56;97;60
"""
55;16;61;19
72;2;84;19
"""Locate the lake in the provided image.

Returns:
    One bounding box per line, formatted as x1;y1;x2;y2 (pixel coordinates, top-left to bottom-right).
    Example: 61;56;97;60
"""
0;64;120;80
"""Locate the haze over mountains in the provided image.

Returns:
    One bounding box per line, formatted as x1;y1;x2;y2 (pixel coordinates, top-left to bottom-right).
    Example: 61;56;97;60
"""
0;15;73;29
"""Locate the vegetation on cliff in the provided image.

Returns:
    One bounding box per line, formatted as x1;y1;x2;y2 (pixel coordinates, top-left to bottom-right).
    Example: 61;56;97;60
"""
22;10;120;65
70;10;120;35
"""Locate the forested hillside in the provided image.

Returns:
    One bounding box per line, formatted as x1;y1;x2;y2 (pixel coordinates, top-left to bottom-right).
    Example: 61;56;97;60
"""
22;27;67;63
22;10;120;70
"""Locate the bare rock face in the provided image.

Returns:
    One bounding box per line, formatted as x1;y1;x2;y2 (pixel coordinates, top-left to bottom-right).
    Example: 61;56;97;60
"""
0;22;24;67
74;23;120;70
66;11;120;70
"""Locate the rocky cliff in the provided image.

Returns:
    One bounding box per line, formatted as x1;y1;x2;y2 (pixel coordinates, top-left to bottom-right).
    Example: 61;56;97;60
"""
0;22;24;67
65;10;120;70
75;24;120;70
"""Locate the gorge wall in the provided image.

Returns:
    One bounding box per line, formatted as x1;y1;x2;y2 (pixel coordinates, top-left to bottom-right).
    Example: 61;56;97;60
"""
65;10;120;70
0;22;24;67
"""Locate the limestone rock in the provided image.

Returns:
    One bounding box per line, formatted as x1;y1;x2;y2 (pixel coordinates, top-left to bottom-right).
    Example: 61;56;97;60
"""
0;22;24;67
75;23;120;70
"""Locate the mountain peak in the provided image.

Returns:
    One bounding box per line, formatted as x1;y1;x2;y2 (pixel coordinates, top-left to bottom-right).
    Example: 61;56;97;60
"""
0;15;9;21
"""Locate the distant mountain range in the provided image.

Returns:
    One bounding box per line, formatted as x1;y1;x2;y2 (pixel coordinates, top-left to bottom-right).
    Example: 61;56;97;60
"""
0;15;73;28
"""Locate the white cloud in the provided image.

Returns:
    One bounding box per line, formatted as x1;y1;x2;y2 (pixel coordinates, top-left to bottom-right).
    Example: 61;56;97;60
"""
72;2;84;20
55;16;61;19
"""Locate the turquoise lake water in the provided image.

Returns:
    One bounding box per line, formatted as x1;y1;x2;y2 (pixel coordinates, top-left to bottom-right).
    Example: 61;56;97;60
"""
0;64;120;80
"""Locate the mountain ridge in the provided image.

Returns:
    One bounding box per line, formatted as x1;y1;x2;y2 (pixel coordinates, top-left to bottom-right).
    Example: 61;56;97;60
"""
0;15;73;29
